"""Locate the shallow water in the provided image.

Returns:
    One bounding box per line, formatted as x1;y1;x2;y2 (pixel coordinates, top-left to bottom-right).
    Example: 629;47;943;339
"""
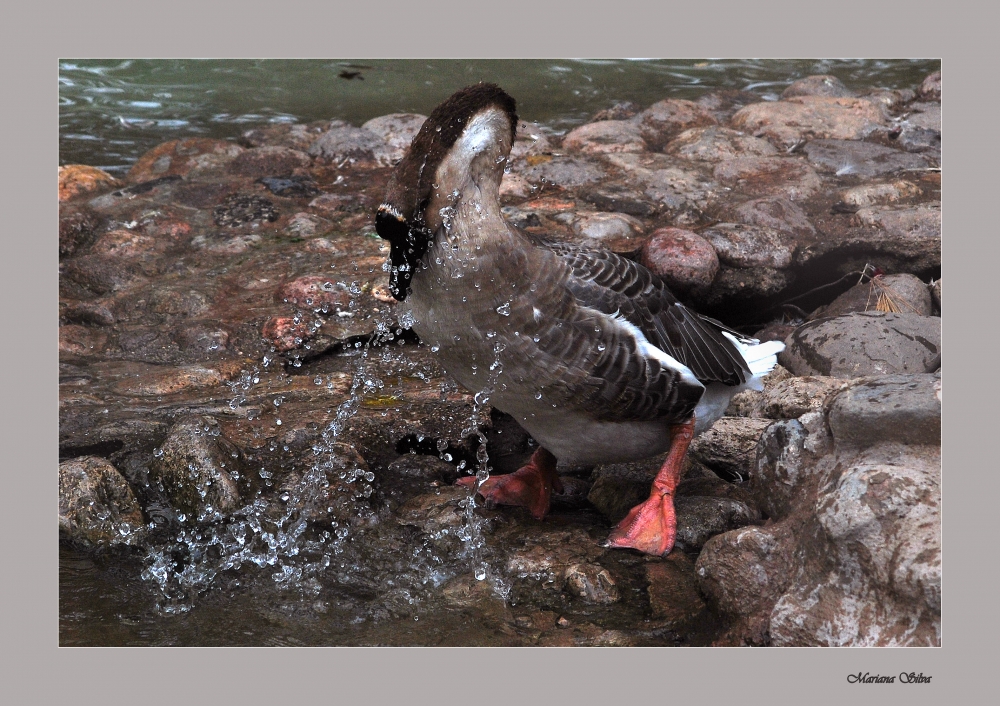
59;58;940;174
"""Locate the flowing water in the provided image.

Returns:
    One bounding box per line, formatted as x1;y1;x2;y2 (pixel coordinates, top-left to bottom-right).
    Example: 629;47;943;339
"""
59;59;940;646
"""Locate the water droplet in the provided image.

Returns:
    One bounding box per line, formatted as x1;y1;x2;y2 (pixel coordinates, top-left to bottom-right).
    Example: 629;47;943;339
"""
496;302;511;316
475;568;487;581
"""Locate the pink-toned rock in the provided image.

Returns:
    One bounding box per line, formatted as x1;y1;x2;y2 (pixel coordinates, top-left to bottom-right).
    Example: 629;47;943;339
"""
562;120;646;154
59;325;108;356
307;125;394;166
918;71;941;101
227;146;312;177
90;229;158;258
499;173;533;200
640;227;719;293
262;316;314;352
637;99;717;149
127;138;245;183
361;113;427;162
666;126;778;163
571;211;646;253
713;156;821;200
510;121;554;161
731;96;888;149
58;165;122;202
780;75;855;99
276;275;351;311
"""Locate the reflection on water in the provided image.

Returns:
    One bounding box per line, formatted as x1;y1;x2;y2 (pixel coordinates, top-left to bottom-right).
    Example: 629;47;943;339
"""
59;58;940;174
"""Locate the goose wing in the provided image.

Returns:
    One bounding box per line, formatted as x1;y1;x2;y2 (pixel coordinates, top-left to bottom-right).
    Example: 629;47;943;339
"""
541;240;752;386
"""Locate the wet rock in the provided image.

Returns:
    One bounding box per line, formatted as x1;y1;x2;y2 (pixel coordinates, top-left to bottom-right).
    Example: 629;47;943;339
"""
262;316;315;353
725;363;793;417
59;165;122;202
640;227;719;294
837;180;922;209
191;233;262;254
562;120;646;154
689;417;773;482
675;496;760;551
752;376;847;420
695;524;793;644
769;443;941;646
503;527;602;577
731;97;888;150
781;311;941;378
701;223;796;269
59;456;146;548
713;156;821;200
666;126;778;163
361;113;427;163
636;99;717;150
59;204;103;258
239;121;328;151
396;485;471;534
174;324;229;353
563;563;620;604
781;75;855;99
810;273;933;319
257;175;320;198
753;419;818;520
568;211;646;252
592;102;641;121
851;204;940;268
586;458;655;524
862;88;916;111
213;193;278;227
602;153;716;218
227;146;312;178
646;553;708;625
704;266;793;306
725;196;816;239
518;154;606;188
827;373;941;448
510;121;554;161
308;191;373;215
307;124;394;166
695;89;763;123
89;229;158;258
498;173;533;200
60;255;144;296
918;71;941;101
802;139;931;178
127;138;245;182
62;300;116;327
148;415;244;521
110;364;227;396
280;443;373;525
283;212;332;238
60;325;109;356
277;276;351;311
577;184;660;218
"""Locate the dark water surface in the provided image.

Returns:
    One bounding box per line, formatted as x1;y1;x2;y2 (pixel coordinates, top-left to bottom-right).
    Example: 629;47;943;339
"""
59;58;940;175
59;59;939;647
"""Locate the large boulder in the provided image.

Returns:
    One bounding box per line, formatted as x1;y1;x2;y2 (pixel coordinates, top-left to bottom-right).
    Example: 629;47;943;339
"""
781;312;941;378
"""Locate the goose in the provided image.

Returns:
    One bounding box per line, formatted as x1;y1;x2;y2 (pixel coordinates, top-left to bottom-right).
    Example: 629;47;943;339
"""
375;84;783;556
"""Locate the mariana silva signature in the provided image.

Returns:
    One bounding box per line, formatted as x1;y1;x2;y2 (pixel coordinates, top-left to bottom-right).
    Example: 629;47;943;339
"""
847;672;932;684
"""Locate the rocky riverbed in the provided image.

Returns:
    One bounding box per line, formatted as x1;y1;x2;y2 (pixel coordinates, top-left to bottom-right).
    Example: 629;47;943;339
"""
59;70;941;646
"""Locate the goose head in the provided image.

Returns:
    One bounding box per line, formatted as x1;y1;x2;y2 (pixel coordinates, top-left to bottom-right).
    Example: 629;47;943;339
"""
376;83;518;300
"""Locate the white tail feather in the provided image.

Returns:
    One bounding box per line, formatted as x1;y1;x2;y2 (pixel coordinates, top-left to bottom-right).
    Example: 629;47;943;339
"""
721;333;785;390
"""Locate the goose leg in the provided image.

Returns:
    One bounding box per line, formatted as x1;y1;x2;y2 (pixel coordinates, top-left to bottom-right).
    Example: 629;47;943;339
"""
456;447;563;520
603;415;696;556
